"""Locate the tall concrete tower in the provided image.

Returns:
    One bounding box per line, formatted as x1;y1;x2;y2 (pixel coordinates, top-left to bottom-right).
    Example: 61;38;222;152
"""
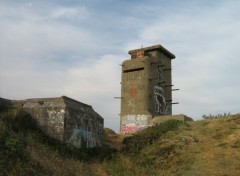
120;44;176;134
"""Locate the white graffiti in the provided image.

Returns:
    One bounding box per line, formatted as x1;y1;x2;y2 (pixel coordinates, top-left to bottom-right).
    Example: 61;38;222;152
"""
154;66;171;114
120;114;149;134
47;109;65;132
154;86;167;113
122;114;148;124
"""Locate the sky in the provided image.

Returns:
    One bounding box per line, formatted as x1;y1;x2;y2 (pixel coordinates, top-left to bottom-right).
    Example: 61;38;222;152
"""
0;0;240;132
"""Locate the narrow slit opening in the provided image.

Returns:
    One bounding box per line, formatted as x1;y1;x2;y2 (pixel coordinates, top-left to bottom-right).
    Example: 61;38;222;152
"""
124;67;144;73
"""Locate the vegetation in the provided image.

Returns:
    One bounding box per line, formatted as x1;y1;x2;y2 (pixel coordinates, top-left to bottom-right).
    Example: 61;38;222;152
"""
105;114;240;176
122;120;186;153
1;108;240;175
202;112;231;119
0;109;113;176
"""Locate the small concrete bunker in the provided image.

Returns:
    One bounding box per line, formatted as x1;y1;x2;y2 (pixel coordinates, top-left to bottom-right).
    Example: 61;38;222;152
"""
11;96;104;148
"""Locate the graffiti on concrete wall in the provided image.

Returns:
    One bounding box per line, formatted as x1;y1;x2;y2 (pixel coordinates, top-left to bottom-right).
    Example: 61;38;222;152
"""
154;86;168;114
47;109;65;133
68;128;98;148
127;80;137;112
126;80;145;112
120;114;149;134
124;69;145;110
16;96;103;148
68;128;87;148
154;66;170;114
66;110;103;148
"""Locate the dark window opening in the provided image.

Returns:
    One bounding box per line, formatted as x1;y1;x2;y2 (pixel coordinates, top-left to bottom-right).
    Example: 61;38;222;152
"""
124;67;144;73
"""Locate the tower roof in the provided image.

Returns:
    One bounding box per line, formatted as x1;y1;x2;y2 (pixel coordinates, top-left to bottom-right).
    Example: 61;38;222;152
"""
128;44;175;59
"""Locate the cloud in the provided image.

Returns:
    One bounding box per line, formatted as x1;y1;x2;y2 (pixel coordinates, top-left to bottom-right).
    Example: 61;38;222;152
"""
0;2;98;71
62;54;123;131
49;6;88;20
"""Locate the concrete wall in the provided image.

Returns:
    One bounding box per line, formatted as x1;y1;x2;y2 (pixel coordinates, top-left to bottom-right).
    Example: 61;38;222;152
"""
1;96;104;148
148;51;173;116
18;97;66;141
120;45;176;134
150;114;193;125
63;96;103;148
120;56;152;134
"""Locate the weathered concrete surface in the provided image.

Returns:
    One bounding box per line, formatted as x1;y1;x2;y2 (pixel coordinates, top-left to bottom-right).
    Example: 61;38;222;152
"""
63;96;103;148
0;96;104;148
150;114;193;125
18;97;66;142
120;44;176;134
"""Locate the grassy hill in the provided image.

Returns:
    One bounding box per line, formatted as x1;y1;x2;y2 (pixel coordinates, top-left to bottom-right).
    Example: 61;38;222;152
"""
0;108;240;176
105;115;240;176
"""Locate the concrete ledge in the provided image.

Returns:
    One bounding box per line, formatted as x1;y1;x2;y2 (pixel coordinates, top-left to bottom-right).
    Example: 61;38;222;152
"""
128;44;175;59
150;114;193;125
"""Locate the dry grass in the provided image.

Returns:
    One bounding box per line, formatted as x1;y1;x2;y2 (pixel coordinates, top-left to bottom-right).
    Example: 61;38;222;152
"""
169;115;240;176
104;114;240;176
24;134;109;176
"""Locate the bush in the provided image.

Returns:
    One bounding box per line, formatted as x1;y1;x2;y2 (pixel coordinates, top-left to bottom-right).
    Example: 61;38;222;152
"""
4;134;26;152
202;112;231;119
122;120;186;153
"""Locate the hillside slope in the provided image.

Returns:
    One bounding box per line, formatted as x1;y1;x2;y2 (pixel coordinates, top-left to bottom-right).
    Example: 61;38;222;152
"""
0;108;240;176
104;114;240;176
0;109;109;176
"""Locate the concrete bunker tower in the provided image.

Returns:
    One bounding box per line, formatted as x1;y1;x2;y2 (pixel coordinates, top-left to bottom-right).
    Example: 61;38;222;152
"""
120;44;176;134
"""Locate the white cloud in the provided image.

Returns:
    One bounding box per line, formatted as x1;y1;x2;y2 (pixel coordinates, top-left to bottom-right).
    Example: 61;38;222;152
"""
62;55;123;131
49;6;89;20
0;3;98;71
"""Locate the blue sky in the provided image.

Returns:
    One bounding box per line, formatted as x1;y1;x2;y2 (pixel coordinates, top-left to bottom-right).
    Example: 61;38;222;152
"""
1;0;240;132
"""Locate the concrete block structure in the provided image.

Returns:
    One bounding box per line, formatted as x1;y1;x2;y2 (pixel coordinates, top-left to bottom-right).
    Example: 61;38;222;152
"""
2;96;104;148
120;45;176;134
150;114;193;125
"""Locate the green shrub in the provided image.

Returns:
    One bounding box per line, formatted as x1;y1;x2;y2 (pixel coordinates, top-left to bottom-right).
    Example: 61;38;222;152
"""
122;120;185;153
4;134;26;152
202;112;231;119
0;109;39;134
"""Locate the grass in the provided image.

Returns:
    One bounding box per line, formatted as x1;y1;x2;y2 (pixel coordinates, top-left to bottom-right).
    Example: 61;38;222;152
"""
104;113;240;176
1;108;240;175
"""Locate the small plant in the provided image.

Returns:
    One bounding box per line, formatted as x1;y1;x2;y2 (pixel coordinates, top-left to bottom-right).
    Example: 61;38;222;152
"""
202;112;231;119
231;140;240;148
4;134;26;151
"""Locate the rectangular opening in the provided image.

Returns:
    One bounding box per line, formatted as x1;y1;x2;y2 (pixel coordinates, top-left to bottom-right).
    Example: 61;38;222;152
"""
124;67;144;73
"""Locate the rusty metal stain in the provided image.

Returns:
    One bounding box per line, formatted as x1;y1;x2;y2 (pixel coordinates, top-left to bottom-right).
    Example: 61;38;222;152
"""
131;50;145;59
